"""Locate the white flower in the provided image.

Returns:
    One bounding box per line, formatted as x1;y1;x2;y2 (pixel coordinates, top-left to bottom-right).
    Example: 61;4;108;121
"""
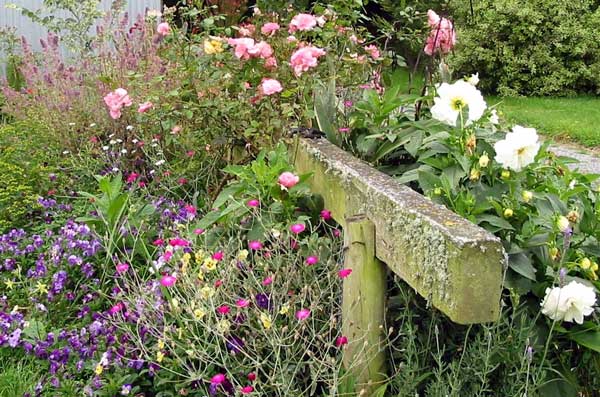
102;146;109;151
493;125;540;172
541;281;596;324
147;9;162;18
466;73;479;86
430;80;487;127
317;16;326;27
155;159;165;166
556;216;570;233
489;109;499;125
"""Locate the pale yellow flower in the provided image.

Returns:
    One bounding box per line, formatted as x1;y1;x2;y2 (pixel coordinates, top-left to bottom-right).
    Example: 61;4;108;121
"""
94;363;103;375
237;249;249;261
217;319;231;333
158;339;165;350
36;282;48;294
197;270;204;281
194;250;205;264
203;258;218;271
193;308;206;320
260;312;273;329
200;286;215;299
157;351;165;363
279;303;290;315
4;280;14;289
204;39;224;54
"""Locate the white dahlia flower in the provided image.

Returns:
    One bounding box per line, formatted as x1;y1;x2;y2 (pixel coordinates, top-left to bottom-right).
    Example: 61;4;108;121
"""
541;280;596;324
431;80;487;127
493;125;540;171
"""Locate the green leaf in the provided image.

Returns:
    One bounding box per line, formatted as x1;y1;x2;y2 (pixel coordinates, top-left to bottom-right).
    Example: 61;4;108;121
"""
22;319;47;340
212;184;243;209
568;328;600;353
476;214;515;231
508;252;537;280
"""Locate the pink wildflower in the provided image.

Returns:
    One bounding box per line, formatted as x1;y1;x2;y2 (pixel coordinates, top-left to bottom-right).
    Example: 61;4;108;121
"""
217;305;231;315
171;125;182;134
248;240;263;250
193;228;205;235
264;56;278;70
424;10;456;56
116;263;129;273
364;44;380;59
248;40;273;58
211;374;226;385
212;251;224;261
262;276;273;286
259;78;283;96
247;373;257;381
278;172;300;189
126;172;139;183
108;302;124;315
305;256;319;266
236;299;250;308
296;308;311;321
261;22;280;36
153;238;164;246
339;268;353;278
228;38;256;60
320;210;332;220
289;13;317;33
336;336;348;347
160;274;176;287
169;238;190;248
290;223;306;234
338;127;350;133
241;386;254;394
238;23;255;37
247;199;260;207
157;22;171;36
137;101;153;113
290;46;326;76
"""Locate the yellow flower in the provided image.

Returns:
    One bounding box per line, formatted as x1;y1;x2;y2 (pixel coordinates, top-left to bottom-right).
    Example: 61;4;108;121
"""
200;286;215;299
580;258;592;270
194;250;205;264
501;170;511;179
260;312;272;329
197;271;204;281
204;39;224;54
158;339;165;350
503;208;513;218
193;308;206;320
94;364;103;375
522;191;533;203
469;168;480;181
478;154;489;168
4;280;14;289
217;319;231;333
203;258;218;271
237;249;249;261
279;304;290;315
171;298;179;309
157;351;165;363
35;282;48;294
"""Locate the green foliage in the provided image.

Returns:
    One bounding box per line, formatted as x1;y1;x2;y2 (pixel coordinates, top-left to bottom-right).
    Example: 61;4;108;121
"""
0;352;40;397
0;160;39;232
449;0;600;96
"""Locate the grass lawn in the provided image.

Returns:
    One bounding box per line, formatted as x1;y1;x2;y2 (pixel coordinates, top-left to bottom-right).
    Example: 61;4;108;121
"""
487;96;600;147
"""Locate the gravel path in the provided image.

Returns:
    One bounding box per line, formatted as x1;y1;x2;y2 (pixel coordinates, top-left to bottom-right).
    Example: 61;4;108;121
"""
549;143;600;175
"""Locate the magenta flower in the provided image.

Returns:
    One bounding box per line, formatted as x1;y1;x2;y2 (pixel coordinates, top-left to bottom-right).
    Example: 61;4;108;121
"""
320;210;332;220
296;309;311;321
248;240;263;250
217;305;231;315
338;127;350;133
157;22;171;36
262;276;273;286
247;373;256;381
193;228;205;235
116;263;129;273
212;251;224;261
247;199;260;207
338;268;352;278
236;299;250;308
108;302;124;315
169;238;189;247
290;223;306;234
211;373;226;385
336;336;348;347
305;256;319;266
241;385;254;394
278;172;300;189
126;172;139;183
160;274;176;287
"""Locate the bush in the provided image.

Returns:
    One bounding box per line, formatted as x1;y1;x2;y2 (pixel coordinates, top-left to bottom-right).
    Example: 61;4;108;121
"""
448;0;600;96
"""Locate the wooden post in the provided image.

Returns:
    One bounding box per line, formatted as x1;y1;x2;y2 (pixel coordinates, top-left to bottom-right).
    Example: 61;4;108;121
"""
342;215;387;393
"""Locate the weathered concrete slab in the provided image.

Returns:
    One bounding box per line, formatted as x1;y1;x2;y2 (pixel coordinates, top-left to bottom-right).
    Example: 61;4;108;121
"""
291;137;506;324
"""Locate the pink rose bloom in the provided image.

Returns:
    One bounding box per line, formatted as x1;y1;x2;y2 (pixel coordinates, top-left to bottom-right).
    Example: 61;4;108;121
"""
289;13;317;33
137;101;153;113
248;240;263;250
116;263;129;273
424;10;456;56
364;44;380;59
305;256;319;266
236;299;250;308
157;22;171;36
228;38;256;60
171;125;182;134
287;35;298;43
290;223;306;234
290;46;326;76
296;308;311;321
261;22;280;36
264;56;278;70
259;78;283;96
278;171;300;188
160;274;176;287
336;336;348;347
248;40;273;58
238;23;255;37
339;268;353;278
103;88;132;119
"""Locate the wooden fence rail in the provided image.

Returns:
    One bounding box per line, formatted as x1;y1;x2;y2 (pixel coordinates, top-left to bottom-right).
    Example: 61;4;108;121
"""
290;136;507;394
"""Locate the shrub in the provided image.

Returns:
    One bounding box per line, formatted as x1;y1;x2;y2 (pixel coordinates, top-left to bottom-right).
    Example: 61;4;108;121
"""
0;161;39;232
448;0;600;96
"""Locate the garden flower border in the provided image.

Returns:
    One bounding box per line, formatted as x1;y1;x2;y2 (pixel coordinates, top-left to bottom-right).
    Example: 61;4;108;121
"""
289;135;507;392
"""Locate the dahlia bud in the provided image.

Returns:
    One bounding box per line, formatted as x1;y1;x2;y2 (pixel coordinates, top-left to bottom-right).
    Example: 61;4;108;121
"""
580;257;592;270
503;208;513;218
556;216;570;233
522;191;533;203
501;170;510;179
469;168;480;181
567;210;579;223
478;154;489;168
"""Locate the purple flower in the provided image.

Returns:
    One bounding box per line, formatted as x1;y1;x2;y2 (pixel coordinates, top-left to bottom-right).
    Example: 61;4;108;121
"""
255;293;272;311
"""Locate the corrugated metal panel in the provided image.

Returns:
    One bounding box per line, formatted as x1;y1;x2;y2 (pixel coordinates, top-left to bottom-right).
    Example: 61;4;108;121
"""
0;0;162;54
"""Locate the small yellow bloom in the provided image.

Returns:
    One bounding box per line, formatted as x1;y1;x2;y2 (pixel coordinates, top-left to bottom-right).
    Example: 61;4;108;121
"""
203;258;218;271
217;319;231;333
194;250;205;264
522;191;533;203
501;170;510;179
4;280;14;289
156;351;165;363
193;308;206;320
503;208;513;218
549;247;560;261
197;271;204;281
94;364;103;375
200;286;215;299
592;262;599;272
186;349;194;356
580;258;592;270
158;339;165;350
204;39;223;54
479;154;490;168
469;168;480;181
260;312;272;329
36;282;48;294
182;252;191;265
433;187;442;196
171;298;179;309
279;304;290;315
237;249;249;261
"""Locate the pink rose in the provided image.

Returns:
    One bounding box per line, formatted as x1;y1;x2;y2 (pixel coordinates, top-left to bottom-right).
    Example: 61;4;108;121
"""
138;101;153;113
424;10;456;56
264;56;278;70
248;40;273;58
289;13;317;33
259;78;283;96
228;38;255;60
103;88;132;119
364;44;380;59
290;46;326;76
261;22;280;36
238;23;255;37
278;172;300;188
157;22;171;36
296;308;311;321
